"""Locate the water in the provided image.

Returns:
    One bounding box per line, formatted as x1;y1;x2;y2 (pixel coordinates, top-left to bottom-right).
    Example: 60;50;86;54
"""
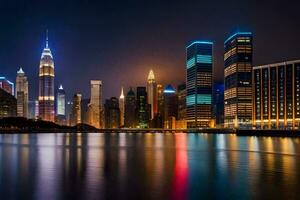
0;133;300;199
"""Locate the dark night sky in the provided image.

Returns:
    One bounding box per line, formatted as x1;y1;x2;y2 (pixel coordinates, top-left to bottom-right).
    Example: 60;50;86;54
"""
1;0;300;101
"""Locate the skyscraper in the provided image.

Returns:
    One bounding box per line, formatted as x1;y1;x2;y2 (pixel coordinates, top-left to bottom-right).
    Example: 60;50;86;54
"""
177;83;187;128
213;82;224;127
136;87;149;128
119;87;125;127
104;97;120;128
39;31;55;122
89;80;102;128
224;32;253;128
16;67;28;118
56;84;66;124
253;60;300;129
163;85;178;129
186;41;213;128
147;69;157;119
124;88;136;128
70;93;82;126
0;88;17;118
0;77;14;95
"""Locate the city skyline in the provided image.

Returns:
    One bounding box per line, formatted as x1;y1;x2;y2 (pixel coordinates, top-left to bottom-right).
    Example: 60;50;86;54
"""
1;1;300;100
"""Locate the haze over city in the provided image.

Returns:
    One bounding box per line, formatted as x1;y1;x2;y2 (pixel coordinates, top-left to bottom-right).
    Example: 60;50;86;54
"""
1;0;300;100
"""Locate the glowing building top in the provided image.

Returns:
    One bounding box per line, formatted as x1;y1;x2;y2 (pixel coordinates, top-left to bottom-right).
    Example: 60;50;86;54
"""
120;87;125;99
40;30;53;65
17;67;25;74
147;69;155;83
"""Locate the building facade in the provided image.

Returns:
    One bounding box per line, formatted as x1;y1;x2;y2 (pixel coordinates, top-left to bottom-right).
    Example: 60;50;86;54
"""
89;80;102;128
253;60;300;129
163;85;178;129
224;32;253;128
16;67;28;118
186;41;213;128
177;83;187;129
56;85;66;124
136;87;149;128
119;87;125;127
39;33;55;122
104;97;120;128
0;88;17;118
0;77;14;95
124;88;136;128
147;69;157;119
213;82;224;127
70;93;82;126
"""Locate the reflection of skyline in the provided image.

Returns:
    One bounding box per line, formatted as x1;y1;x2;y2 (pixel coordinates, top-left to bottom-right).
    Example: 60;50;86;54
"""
0;134;300;199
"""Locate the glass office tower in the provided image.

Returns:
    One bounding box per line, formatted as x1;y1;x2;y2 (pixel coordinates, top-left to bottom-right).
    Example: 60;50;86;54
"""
253;60;300;129
224;32;253;129
186;41;213;128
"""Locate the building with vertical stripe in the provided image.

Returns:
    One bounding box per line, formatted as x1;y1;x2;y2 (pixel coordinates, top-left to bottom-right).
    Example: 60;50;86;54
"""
224;32;253;128
186;41;213;128
253;60;300;129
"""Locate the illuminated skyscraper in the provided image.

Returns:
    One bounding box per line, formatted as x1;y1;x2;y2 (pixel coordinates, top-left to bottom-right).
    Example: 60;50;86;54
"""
253;60;300;129
124;88;136;128
224;32;253;128
56;84;66;124
39;31;55;122
16;67;28;118
0;77;14;95
119;87;125;127
186;41;213;128
0;88;17;118
89;80;102;128
147;69;157;119
163;85;178;129
70;93;82;126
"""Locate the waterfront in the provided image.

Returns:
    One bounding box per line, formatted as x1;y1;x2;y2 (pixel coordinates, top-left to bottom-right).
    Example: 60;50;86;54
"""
0;133;300;199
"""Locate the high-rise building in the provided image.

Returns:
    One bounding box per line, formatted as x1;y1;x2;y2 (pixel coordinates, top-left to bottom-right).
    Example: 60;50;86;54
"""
213;82;224;127
163;85;178;129
104;97;120;128
0;77;14;95
56;85;66;125
224;32;253;128
119;87;125;127
81;98;90;124
147;69;157;119
157;84;164;115
186;41;213;128
253;60;300;129
124;88;136;128
136;87;149;128
89;80;102;128
39;31;55;122
0;88;17;118
28;100;37;119
70;93;82;126
177;83;187;129
16;67;28;118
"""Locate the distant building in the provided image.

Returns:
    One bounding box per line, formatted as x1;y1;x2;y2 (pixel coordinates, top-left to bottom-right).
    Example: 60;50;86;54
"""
163;85;178;129
70;93;82;126
124;88;136;128
28;100;37;119
177;83;187;129
0;88;17;118
213;82;224;127
39;31;55;122
0;77;14;95
157;84;164;116
136;87;149;128
147;70;157;119
186;41;213;128
16;67;28;118
253;60;300;129
224;32;253;128
119;87;125;127
56;85;66;125
81;98;90;124
104;97;120;128
89;80;102;128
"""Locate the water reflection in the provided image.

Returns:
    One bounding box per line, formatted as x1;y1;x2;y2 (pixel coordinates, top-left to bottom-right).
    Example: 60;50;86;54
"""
0;133;300;199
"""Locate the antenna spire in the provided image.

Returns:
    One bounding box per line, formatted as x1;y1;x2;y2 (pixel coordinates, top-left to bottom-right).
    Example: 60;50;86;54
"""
46;29;49;48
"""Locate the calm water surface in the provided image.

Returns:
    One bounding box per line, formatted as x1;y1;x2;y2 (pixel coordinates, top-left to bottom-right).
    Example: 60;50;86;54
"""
0;133;300;199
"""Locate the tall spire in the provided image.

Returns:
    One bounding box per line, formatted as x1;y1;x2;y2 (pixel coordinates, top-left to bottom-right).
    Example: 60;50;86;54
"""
120;87;124;99
147;69;155;82
17;67;24;74
46;29;49;48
